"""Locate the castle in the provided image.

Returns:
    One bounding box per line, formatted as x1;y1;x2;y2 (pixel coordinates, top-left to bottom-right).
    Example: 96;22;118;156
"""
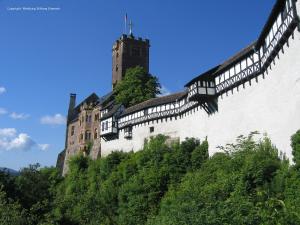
57;0;300;175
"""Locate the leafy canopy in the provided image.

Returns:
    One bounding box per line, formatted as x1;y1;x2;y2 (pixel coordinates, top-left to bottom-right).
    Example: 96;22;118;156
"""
114;66;161;107
1;130;300;225
291;130;300;167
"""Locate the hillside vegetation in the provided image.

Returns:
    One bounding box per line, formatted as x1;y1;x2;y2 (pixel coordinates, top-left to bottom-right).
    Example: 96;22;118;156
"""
1;131;300;225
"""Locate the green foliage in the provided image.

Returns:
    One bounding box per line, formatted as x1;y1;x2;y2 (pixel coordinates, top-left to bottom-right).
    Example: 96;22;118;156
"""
1;131;300;224
0;187;26;225
149;134;299;225
50;135;204;225
0;165;61;225
291;130;300;167
0;169;17;199
114;66;161;107
191;138;209;170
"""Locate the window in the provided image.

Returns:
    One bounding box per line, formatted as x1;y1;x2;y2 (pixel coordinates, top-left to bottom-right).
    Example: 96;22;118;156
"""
124;126;132;139
150;126;154;133
94;113;99;121
94;128;98;139
85;131;91;140
89;115;92;123
142;47;147;56
105;121;108;130
116;65;119;72
132;47;140;56
71;126;75;136
282;6;288;20
102;122;105;131
263;42;267;53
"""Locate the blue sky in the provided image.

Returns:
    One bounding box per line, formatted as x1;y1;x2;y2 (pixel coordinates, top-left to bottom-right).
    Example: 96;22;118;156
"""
0;0;275;170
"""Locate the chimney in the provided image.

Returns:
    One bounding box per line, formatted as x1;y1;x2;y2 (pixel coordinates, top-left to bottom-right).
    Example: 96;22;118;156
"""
68;93;76;122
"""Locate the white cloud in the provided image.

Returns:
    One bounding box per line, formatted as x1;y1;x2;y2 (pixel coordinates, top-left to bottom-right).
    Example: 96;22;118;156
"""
0;87;6;95
38;144;50;151
40;114;66;125
158;85;171;96
0;128;49;152
0;108;7;115
0;128;17;138
10;112;30;120
7;133;35;151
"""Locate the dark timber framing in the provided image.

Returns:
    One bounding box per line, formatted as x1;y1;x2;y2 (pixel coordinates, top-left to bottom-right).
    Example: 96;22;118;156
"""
185;0;300;104
100;0;300;138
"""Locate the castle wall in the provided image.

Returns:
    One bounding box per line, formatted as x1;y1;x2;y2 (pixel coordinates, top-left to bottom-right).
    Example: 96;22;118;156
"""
63;105;101;175
101;2;300;159
63;119;80;175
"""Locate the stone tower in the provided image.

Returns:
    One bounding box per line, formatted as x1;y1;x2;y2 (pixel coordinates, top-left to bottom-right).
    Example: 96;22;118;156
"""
112;34;150;89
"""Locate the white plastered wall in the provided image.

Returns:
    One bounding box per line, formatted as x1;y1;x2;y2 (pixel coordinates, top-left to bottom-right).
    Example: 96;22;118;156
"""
101;4;300;159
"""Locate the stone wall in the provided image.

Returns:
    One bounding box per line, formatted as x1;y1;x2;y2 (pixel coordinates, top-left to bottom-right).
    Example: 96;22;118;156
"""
62;105;101;175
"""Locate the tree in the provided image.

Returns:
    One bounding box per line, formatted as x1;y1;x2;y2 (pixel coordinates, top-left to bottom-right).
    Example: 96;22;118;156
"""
291;130;300;167
114;66;161;107
191;139;209;170
0;188;26;225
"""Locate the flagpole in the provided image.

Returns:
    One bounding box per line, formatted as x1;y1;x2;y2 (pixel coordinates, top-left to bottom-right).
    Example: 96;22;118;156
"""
124;13;127;34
